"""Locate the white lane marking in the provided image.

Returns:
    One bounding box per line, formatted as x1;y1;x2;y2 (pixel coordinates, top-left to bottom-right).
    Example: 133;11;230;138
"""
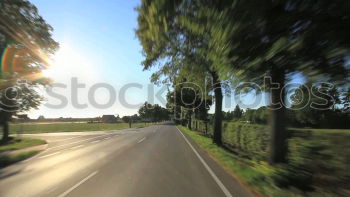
39;151;61;159
176;127;233;197
46;187;58;194
90;140;100;144
137;137;146;144
57;171;98;197
47;134;113;150
69;145;84;150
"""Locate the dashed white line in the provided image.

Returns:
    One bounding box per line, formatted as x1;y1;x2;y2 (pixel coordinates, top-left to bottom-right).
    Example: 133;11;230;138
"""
69;145;84;150
176;127;233;197
137;137;146;144
90;140;100;144
39;151;61;159
57;171;98;197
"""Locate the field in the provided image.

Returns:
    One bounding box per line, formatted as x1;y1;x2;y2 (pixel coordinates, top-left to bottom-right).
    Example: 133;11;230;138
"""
9;122;152;134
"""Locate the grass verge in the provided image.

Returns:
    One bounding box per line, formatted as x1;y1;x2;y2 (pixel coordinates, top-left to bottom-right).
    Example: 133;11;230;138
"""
0;137;46;152
178;125;325;197
0;150;40;168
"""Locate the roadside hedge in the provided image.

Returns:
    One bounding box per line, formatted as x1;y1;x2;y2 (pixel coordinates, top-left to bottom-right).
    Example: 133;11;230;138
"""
189;120;350;195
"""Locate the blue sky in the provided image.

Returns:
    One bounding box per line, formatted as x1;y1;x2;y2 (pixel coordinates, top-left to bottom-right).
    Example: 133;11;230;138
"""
29;0;164;118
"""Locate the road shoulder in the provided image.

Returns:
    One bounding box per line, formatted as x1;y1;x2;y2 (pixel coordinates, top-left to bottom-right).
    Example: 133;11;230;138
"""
177;125;257;197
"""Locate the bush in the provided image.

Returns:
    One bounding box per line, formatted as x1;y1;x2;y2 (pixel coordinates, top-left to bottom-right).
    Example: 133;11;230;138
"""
189;120;350;194
222;122;269;160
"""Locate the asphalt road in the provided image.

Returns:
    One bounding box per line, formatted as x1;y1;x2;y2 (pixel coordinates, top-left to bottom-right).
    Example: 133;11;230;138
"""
0;122;253;197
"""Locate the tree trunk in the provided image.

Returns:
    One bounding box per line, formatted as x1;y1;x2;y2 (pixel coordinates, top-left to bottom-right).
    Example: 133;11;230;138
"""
205;121;208;136
212;72;223;145
187;110;192;130
269;67;287;164
2;121;9;141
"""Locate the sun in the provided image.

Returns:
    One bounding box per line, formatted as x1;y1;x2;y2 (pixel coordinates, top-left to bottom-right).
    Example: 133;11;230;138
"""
42;44;94;81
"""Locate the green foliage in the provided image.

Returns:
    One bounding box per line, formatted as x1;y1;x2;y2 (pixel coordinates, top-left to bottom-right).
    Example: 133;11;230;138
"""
136;0;226;144
290;83;349;128
138;102;170;122
0;0;59;140
343;88;350;112
242;107;269;124
183;123;350;197
0;150;39;168
163;0;350;162
232;105;243;120
222;105;243;121
222;122;269;161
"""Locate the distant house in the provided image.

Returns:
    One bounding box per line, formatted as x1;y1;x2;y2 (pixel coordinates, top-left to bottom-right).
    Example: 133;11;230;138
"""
17;114;30;120
101;115;117;123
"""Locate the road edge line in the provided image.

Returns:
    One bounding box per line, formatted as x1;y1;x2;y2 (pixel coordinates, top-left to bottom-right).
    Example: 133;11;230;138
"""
58;171;98;197
137;137;146;143
176;126;233;197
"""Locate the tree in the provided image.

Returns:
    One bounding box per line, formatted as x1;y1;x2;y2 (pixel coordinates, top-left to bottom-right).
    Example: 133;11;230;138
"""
291;82;347;128
121;116;131;123
136;0;226;145
0;0;59;141
343;88;350;113
138;102;170;122
232;105;243;120
180;0;350;163
241;107;268;124
166;79;212;129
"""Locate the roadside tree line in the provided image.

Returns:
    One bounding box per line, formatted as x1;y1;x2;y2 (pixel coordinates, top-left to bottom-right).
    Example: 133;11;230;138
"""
136;0;350;164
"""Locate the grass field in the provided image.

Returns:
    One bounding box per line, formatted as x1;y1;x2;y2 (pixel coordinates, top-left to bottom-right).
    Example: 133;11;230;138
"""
9;122;153;134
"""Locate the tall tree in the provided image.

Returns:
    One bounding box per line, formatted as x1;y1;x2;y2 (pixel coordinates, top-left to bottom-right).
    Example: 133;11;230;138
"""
138;102;170;122
136;0;225;145
0;0;59;141
232;105;243;120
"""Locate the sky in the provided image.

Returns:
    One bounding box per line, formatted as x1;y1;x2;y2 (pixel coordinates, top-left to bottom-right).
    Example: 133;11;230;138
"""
27;0;281;119
28;0;167;118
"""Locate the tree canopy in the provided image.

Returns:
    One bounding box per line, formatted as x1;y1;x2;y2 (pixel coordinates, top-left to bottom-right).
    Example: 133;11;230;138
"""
0;0;59;141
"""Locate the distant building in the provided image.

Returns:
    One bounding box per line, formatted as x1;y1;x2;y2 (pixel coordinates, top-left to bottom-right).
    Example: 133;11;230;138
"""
101;115;117;123
17;114;30;120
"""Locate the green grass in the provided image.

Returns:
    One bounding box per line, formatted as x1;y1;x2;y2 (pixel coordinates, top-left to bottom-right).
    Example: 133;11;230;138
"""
178;125;349;197
291;127;350;132
0;150;40;168
0;137;46;152
9;122;153;134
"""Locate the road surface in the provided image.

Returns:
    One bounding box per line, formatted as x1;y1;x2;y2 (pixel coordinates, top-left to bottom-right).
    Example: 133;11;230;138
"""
0;122;253;197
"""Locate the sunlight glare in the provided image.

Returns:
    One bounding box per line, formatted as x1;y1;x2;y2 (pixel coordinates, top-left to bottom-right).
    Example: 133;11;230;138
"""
43;44;95;81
